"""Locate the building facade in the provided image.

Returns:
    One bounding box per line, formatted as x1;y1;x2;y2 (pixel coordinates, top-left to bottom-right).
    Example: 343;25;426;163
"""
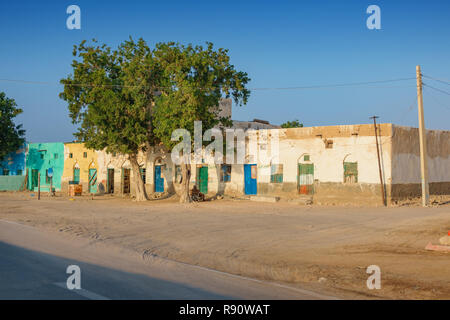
0;144;27;191
141;124;450;205
26;142;64;192
62;142;100;194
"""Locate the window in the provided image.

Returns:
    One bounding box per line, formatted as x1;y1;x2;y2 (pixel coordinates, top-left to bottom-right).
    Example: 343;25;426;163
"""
270;164;283;183
140;168;146;184
73;168;80;183
40;153;44;159
54;153;58;159
304;155;310;161
17;169;22;176
344;162;358;183
83;152;87;158
221;164;231;182
2;169;9;176
69;153;73;158
325;139;333;149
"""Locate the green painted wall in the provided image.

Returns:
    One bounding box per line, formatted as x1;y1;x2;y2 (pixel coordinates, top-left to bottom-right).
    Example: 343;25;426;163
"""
0;176;26;191
26;143;64;191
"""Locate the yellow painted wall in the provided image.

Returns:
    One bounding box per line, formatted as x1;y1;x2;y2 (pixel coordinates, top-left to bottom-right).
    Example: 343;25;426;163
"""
62;143;99;184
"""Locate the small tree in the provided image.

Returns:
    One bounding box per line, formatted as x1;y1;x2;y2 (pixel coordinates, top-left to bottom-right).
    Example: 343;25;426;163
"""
152;42;250;203
60;38;159;201
281;119;303;128
0;92;25;163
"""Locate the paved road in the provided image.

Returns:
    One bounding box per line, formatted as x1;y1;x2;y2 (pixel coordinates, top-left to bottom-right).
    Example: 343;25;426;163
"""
0;220;336;300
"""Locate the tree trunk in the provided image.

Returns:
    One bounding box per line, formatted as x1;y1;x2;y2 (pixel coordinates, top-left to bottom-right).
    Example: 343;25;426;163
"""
179;160;192;203
129;153;148;201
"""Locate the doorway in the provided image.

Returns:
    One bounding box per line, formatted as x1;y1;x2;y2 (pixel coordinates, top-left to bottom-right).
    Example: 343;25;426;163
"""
31;169;39;190
107;168;114;193
122;168;131;194
154;165;164;192
298;163;314;195
88;168;98;193
197;166;208;194
244;164;257;195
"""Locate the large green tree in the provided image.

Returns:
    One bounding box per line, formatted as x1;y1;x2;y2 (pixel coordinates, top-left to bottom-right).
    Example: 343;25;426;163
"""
152;42;250;203
0;92;25;163
60;38;160;201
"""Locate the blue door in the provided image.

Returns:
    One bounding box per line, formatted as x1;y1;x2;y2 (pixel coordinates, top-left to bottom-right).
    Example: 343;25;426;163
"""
154;165;164;192
244;164;257;195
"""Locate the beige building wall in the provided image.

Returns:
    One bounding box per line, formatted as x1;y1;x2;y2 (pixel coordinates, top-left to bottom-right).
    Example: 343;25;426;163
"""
62;143;99;194
91;123;449;204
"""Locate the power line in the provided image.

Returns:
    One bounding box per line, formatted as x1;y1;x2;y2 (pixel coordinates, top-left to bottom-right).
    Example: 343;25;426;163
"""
0;77;416;91
422;74;450;86
423;83;450;96
423;86;450;111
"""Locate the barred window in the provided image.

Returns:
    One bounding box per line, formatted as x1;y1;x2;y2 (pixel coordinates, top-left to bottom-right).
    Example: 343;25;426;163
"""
270;164;283;183
221;164;231;182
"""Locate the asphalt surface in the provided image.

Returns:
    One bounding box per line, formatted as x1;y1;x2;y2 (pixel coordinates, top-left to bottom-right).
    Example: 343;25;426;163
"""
0;220;336;300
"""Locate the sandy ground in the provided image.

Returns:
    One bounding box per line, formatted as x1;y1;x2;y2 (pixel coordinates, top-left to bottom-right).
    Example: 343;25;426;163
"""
0;191;449;299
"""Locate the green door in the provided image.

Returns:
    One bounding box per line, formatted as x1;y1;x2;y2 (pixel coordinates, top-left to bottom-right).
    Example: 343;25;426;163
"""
298;163;314;195
31;169;39;190
197;166;208;194
88;168;97;193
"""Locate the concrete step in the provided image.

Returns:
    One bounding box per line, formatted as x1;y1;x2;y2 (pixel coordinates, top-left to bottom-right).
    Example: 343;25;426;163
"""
250;195;280;203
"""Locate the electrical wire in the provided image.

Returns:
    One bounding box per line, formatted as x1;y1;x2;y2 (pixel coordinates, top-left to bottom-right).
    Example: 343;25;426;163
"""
423;86;450;111
0;77;416;91
422;74;450;86
423;83;450;96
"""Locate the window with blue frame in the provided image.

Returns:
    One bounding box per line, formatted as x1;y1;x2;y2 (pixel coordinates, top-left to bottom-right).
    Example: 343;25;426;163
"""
221;164;231;182
270;164;283;183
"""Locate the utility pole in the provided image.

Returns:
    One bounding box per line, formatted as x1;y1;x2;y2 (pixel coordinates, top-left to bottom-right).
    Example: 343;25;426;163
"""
416;65;429;207
370;116;386;206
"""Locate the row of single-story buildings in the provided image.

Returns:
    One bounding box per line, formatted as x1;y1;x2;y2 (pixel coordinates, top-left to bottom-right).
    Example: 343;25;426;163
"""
1;123;449;205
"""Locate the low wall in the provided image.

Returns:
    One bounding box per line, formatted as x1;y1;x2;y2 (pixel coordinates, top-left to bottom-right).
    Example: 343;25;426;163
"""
0;176;26;191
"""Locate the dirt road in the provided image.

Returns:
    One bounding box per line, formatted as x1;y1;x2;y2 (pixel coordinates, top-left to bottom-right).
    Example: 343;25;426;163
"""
0;220;333;299
0;192;449;299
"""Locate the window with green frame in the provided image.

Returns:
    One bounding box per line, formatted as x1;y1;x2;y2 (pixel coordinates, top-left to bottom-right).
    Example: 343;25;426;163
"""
270;164;283;183
344;162;358;183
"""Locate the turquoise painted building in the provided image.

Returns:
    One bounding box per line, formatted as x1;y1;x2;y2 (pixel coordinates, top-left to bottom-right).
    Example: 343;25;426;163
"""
0;144;27;191
26;142;64;191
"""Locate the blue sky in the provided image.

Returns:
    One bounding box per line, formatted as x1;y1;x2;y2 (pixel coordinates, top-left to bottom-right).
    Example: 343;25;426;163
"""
1;0;450;142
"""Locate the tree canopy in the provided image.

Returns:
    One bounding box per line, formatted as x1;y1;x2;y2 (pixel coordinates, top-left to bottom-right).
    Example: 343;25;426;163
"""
280;119;303;128
0;92;25;162
153;42;250;150
60;38;160;200
60;38;250;202
152;42;250;202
